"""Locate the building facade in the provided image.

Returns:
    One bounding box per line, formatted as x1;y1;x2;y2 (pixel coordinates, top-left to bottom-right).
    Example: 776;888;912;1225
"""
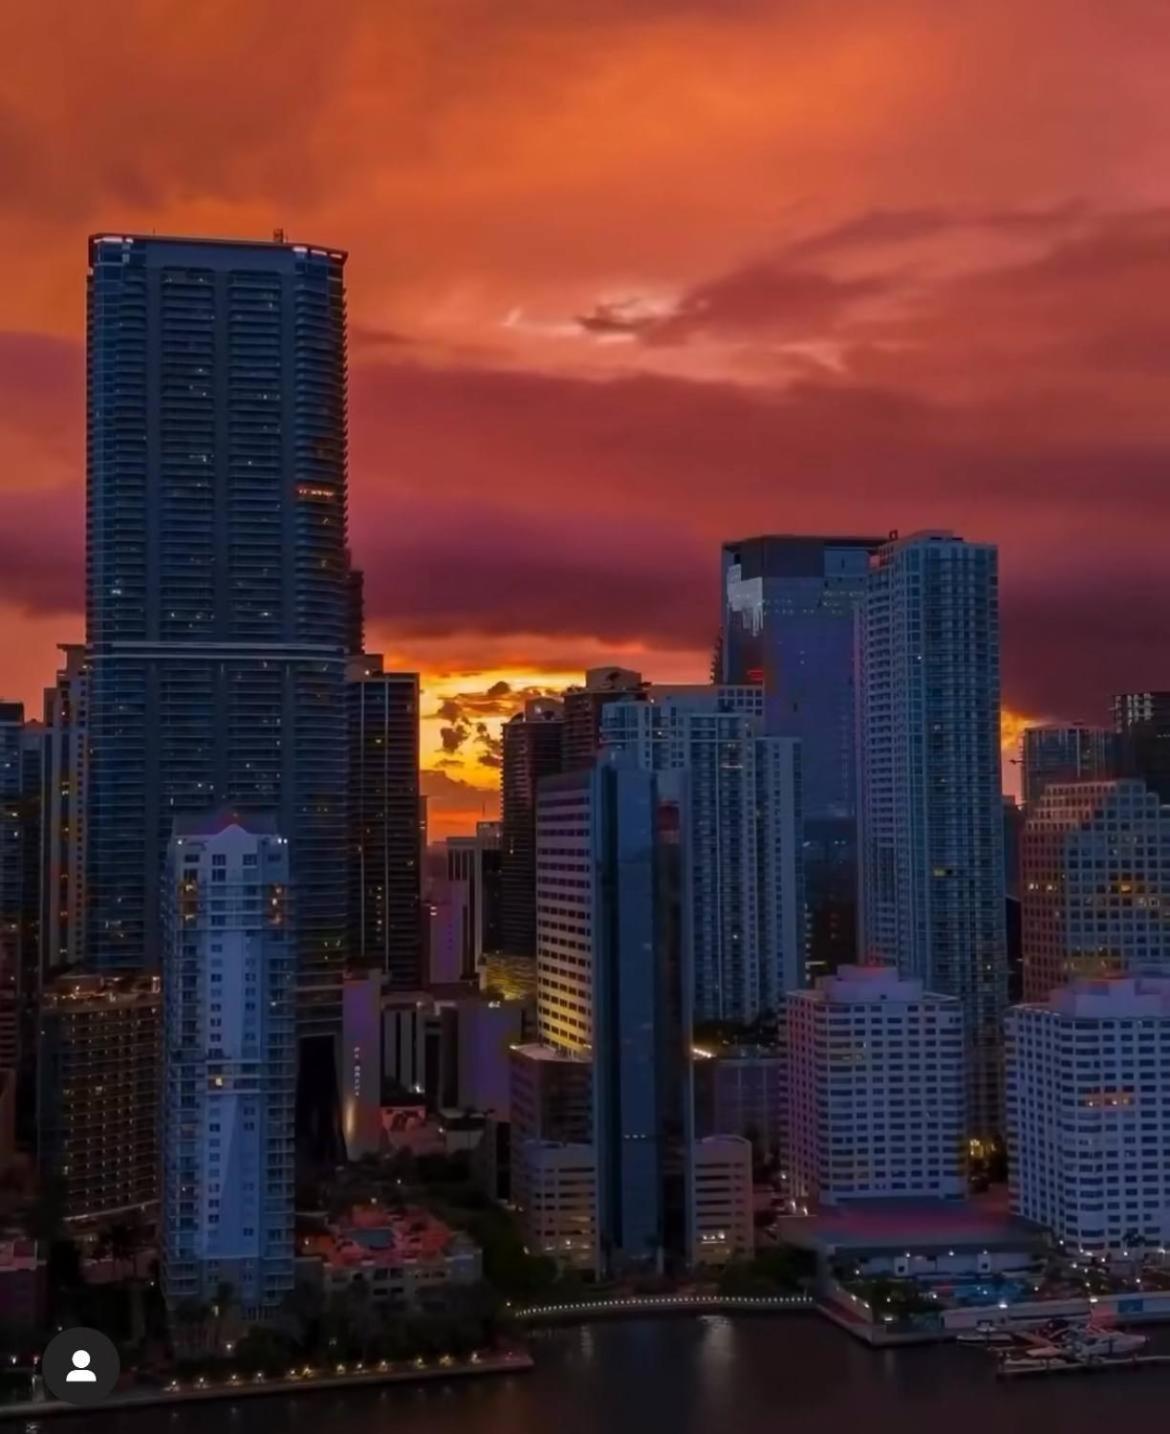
500;700;564;959
161;814;295;1318
1021;779;1170;1002
347;656;421;987
786;966;966;1206
37;975;160;1222
690;1135;754;1267
85;235;349;1054
1006;978;1170;1255
1021;725;1120;810
41;646;89;973
445;821;502;981
509;1043;597;1272
693;1044;786;1162
0;705;42;1080
859;532;1008;1138
561;667;643;771
1115;692;1170;805
721;535;880;977
601;687;803;1022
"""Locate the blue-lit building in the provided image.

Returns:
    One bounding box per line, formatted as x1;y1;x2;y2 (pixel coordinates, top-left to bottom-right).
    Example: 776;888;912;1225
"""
85;235;350;1054
859;532;1008;1140
161;812;295;1319
720;535;881;978
536;760;694;1276
600;686;803;1022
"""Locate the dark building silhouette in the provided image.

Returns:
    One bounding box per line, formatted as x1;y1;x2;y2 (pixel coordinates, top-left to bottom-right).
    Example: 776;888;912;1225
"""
1115;692;1170;804
347;656;421;987
500;699;563;958
720;534;881;979
85;234;350;1056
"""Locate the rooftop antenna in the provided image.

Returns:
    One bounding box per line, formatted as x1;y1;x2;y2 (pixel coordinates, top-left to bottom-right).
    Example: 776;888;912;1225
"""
273;227;286;244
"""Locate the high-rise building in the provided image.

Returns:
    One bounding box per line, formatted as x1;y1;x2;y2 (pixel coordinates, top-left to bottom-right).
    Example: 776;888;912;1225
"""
561;667;643;771
500;699;563;958
446;821;502;982
1020;779;1170;1002
786;966;966;1207
1021;725;1120;809
1115;692;1170;805
1006;977;1170;1256
85;235;349;1057
347;656;421;988
161;813;295;1318
41;646;89;974
859;532;1008;1139
601;687;803;1022
37;974;160;1223
721;535;881;977
0;705;43;1081
535;760;694;1276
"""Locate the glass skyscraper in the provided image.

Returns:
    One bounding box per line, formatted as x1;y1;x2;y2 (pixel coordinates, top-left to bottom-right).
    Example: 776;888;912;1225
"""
720;535;880;978
85;234;349;1043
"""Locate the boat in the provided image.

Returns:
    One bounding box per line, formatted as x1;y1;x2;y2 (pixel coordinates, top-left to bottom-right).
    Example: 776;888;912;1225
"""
957;1322;1018;1347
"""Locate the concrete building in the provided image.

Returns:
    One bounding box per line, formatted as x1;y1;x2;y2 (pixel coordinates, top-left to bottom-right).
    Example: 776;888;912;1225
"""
786;966;966;1207
859;531;1008;1139
1006;978;1170;1255
348;656;421;988
500;699;564;959
561;667;643;771
721;535;881;977
161;814;295;1319
37;974;160;1223
509;1043;597;1272
0;705;42;1086
1021;725;1120;809
691;1135;754;1267
693;1044;786;1162
446;821;502;981
601;687;803;1022
1021;779;1170;1002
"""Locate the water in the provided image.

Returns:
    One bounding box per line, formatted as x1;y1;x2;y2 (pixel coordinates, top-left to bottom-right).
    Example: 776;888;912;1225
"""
47;1316;1170;1434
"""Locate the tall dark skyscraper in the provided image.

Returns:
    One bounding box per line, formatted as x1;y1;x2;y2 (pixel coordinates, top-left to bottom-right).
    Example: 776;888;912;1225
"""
85;234;350;1047
500;698;564;958
1115;692;1170;804
720;534;880;979
347;655;421;988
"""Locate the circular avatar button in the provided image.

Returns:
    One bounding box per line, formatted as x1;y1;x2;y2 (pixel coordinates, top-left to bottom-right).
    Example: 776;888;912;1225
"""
41;1327;121;1406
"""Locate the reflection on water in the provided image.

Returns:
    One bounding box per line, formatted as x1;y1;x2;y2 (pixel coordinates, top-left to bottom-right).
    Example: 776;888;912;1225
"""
48;1317;1170;1434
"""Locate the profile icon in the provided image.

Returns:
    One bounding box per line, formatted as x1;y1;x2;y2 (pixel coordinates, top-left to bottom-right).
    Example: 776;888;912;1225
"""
41;1327;120;1406
66;1348;97;1383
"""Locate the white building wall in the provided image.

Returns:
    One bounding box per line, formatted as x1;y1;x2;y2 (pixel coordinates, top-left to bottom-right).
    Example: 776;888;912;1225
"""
1007;978;1170;1256
787;965;965;1206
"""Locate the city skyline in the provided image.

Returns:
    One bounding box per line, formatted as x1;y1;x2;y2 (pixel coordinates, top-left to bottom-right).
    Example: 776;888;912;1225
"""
4;3;1170;837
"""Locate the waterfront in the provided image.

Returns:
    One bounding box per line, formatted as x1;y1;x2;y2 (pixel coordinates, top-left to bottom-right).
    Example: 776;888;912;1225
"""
41;1316;1170;1434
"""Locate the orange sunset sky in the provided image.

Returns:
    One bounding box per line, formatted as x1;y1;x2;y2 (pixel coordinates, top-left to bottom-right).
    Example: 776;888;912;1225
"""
3;2;1170;837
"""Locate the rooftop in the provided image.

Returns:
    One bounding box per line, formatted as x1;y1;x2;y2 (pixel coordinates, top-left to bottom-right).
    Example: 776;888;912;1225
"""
779;1196;1044;1255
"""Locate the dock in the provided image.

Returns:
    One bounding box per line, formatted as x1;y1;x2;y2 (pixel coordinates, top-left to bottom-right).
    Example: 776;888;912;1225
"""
997;1353;1170;1378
